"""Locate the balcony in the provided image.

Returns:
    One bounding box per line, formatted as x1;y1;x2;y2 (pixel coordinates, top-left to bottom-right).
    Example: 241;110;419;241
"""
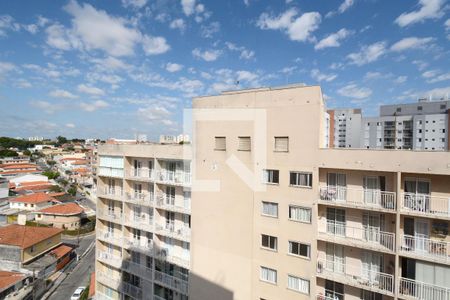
401;193;450;219
156;170;191;186
319;221;395;252
154;296;166;300
129;168;155;181
98;230;123;246
124;191;154;207
155;194;191;214
401;235;450;263
97;271;121;290
121;282;143;299
399;277;450;300
97;209;123;223
154;248;190;269
319;186;396;212
316;293;344;300
154;270;189;295
123;236;154;254
316;259;394;295
122;260;153;279
97;251;123;269
97;187;123;201
123;214;153;232
154;222;191;242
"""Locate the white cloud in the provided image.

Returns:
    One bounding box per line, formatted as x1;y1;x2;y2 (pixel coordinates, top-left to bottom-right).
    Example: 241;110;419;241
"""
137;105;173;125
45;24;72;50
413;60;428;71
121;0;147;8
31;100;65;114
446;18;450;29
395;0;445;27
0;61;16;76
236;70;258;82
364;71;382;80
311;69;337;82
22;63;61;78
257;8;321;42
0;15;20;36
142;35;170;55
166;63;184;72
338;0;355;13
337;84;372;99
62;0;141;56
15;79;32;88
90;56;130;72
390;36;433;51
77;84;105;96
347;42;386;66
425;71;450;83
225;42;255;60
181;0;196;16
315;28;351;50
169;19;186;32
200;21;220;38
422;70;440;78
192;48;221;61
394;76;407;84
79;100;109;112
87;72;123;85
65;123;76;128
49;89;78;99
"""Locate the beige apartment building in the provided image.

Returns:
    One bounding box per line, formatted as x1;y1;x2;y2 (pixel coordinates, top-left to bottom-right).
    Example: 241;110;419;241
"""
95;143;191;300
190;85;450;300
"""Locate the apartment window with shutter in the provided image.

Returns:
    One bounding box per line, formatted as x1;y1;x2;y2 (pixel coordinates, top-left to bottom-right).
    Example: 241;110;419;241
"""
214;137;226;151
263;169;279;184
260;266;277;284
287;275;309;294
261;234;277;251
288;241;310;258
290;172;312;187
274;136;289;152
262;201;278;217
238;136;251;151
289;206;311;223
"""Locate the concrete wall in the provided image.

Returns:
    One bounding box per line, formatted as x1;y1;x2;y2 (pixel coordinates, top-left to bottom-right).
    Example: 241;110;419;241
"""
22;234;61;263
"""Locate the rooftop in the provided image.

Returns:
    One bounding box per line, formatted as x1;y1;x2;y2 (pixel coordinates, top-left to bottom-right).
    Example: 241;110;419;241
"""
0;270;26;291
50;244;73;259
9;193;55;204
38;203;84;215
0;224;62;249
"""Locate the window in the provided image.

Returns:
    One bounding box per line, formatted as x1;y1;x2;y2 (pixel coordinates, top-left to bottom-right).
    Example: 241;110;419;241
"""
440;104;447;110
274;137;289;152
418;106;423;111
290;172;312;187
287;275;309;294
262;201;278;217
396;107;401;112
214;137;226;151
261;234;277;250
238;136;251;151
289;241;310;258
289;206;311;223
262;169;279;184
260;266;277;284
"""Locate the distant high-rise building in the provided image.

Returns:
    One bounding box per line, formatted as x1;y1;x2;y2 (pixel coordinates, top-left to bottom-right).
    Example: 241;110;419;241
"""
327;108;362;148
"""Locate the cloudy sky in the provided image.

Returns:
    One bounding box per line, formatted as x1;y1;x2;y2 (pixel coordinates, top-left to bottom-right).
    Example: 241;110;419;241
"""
0;0;449;139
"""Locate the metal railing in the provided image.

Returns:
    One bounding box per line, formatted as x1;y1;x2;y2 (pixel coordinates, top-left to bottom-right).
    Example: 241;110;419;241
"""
157;170;191;186
401;193;450;218
315;292;344;300
123;236;154;253
155;223;191;241
97;251;123;269
124;214;154;231
156;194;191;214
319;186;396;211
122;260;153;278
121;282;143;299
154;248;190;269
96;271;121;289
98;230;123;246
129;167;155;180
322;221;395;251
98;187;123;200
399;277;450;300
401;234;450;262
97;209;123;222
154;270;189;295
316;259;394;294
125;191;154;206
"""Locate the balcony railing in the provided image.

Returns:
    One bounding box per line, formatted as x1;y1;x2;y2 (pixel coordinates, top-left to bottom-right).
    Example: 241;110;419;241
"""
157;170;191;186
320;221;395;252
319;186;396;211
401;234;450;262
122;260;153;278
98;230;123;246
97;251;123;269
124;214;154;231
154;270;189;295
401;193;450;218
156;194;191;214
123;237;154;253
399;277;450;300
129;168;155;180
155;223;191;241
154;296;166;300
154;248;190;269
97;271;121;289
124;191;154;206
316;259;394;294
97;209;123;223
97;187;123;200
316;292;344;300
121;282;143;299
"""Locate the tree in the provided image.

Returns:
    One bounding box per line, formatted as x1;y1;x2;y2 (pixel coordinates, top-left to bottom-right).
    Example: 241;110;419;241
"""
42;170;60;180
23;149;31;156
0;149;19;157
48;185;63;193
58;178;69;187
55;136;68;146
67;185;77;196
47;160;56;166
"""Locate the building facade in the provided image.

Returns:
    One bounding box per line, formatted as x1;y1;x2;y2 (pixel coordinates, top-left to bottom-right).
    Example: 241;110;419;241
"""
95;143;191;300
328;108;362;148
190;85;450;300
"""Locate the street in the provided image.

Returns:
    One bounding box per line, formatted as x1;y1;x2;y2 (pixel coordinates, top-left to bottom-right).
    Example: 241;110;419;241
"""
48;236;95;300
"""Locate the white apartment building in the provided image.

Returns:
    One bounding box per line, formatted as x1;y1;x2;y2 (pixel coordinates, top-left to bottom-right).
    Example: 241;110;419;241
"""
327;108;362;148
95;143;191;300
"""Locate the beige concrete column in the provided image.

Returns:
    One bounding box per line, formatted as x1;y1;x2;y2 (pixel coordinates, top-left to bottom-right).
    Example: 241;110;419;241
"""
394;171;401;300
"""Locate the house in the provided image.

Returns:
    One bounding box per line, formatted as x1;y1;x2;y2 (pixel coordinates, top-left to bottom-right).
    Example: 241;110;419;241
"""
0;270;31;299
0;225;63;270
8;193;56;211
49;244;76;271
0;163;40;178
9;174;49;187
35;203;84;230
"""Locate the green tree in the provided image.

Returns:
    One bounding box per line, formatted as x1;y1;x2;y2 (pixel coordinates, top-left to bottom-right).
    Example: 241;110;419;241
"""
67;185;77;196
47;160;56;166
0;149;19;157
48;185;63;193
42;170;60;180
23;149;32;156
55;136;68;146
58;178;69;187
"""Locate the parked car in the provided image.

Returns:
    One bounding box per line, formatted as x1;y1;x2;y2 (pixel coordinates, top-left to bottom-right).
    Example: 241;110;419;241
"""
70;287;85;300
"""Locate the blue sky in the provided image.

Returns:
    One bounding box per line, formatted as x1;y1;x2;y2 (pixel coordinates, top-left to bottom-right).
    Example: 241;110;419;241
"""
0;0;449;139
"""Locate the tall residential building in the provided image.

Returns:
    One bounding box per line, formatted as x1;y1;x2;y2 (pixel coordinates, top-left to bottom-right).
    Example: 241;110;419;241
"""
327;108;362;148
95;143;191;300
190;85;450;300
362;99;450;151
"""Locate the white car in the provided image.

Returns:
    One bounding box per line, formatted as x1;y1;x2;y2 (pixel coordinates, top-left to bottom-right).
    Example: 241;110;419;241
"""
70;287;85;300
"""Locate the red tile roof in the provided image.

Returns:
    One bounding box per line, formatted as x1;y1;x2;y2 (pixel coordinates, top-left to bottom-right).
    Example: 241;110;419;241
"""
9;193;55;204
88;272;95;297
17;181;49;187
0;225;62;249
0;169;39;175
15;184;55;192
50;244;73;259
0;271;25;291
38;203;84;215
71;160;87;165
1;164;37;170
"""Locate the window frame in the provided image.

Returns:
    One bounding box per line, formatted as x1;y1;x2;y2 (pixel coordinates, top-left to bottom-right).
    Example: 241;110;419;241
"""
214;136;226;151
238;136;251;151
274;136;289;152
287;274;310;295
261;234;278;251
288;240;311;259
261;201;278;218
289;171;313;188
260;266;277;284
288;205;312;224
262;169;280;185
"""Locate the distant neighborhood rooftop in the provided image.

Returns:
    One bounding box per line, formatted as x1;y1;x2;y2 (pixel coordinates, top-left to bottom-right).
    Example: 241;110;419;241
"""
9;192;55;204
0;224;62;249
38;203;84;216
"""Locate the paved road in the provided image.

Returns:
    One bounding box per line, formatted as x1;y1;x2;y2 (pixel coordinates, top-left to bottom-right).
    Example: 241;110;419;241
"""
48;242;95;300
63;233;95;256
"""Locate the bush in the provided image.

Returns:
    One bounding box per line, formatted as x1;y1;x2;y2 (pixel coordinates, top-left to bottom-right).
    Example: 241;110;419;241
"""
0;149;19;157
42;170;60;180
